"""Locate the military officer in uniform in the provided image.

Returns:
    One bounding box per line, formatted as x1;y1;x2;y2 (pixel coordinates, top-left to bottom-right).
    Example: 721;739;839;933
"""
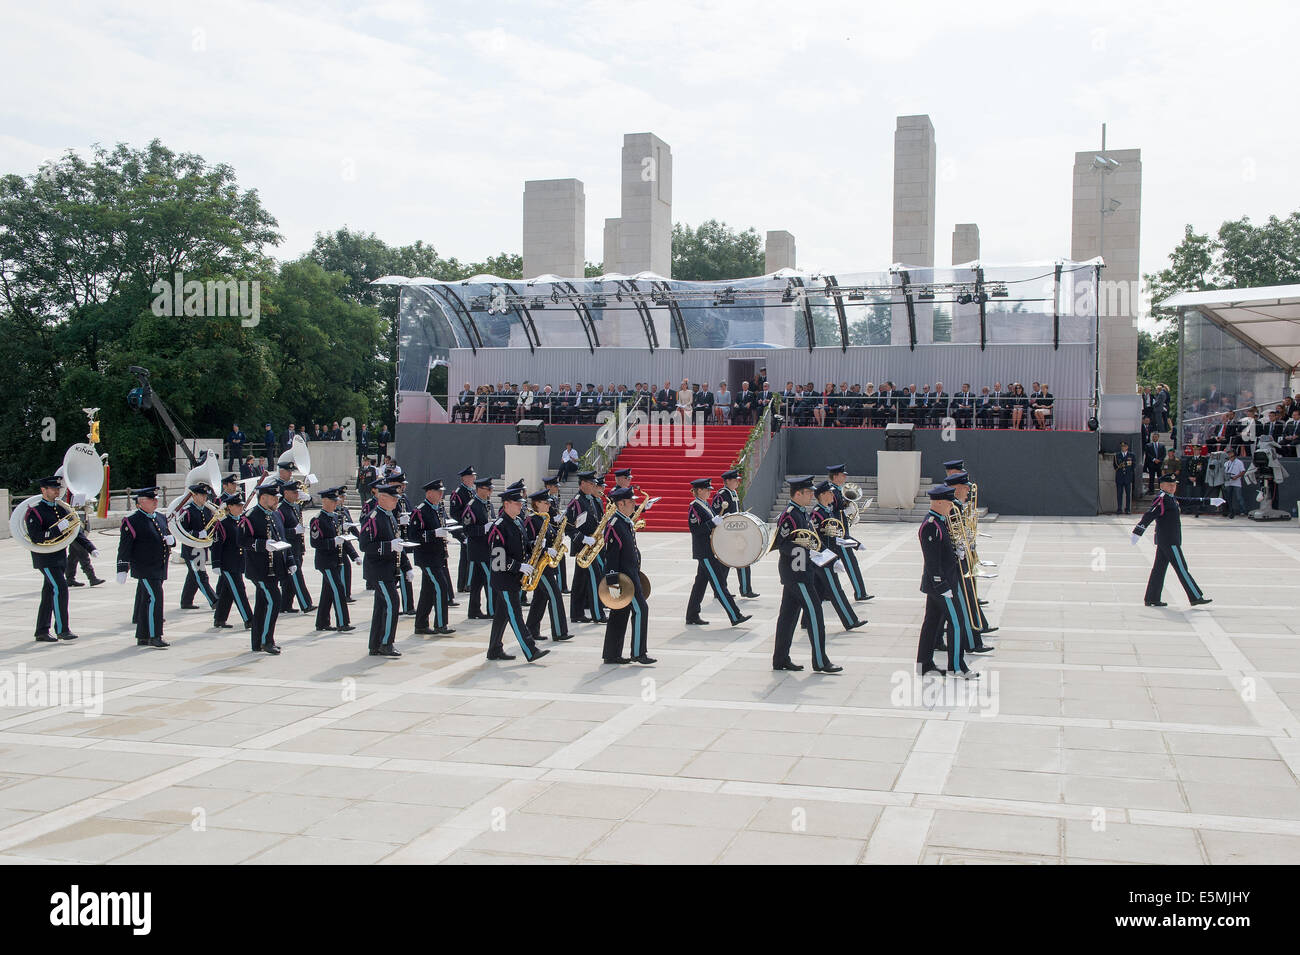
116;486;172;648
412;479;455;636
602;486;654;665
1114;441;1136;514
1132;474;1222;607
711;468;759;598
178;482;219;611
565;471;608;624
462;476;496;620
450;465;476;591
211;491;251;630
810;481;867;632
359;482;406;656
278;480;314;614
543;474;570;594
771;477;841;673
916;485;977;679
827;464;871;601
28;476;79;643
240;479;292;654
524;488;571;643
485;488;550;662
311;486;354;632
686;477;750;627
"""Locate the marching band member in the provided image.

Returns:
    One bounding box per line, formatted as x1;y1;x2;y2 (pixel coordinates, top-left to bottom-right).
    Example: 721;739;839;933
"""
711;469;758;598
612;468;633;492
178;481;218;611
827;464;871;601
311;486;354;632
945;472;997;649
543;474;569;594
1132;473;1221;607
278;480;314;614
565;471;608;625
485;487;549;662
412;479;455;636
771;476;841;673
916;485;977;679
390;469;417;615
524;489;571;642
450;465;476;591
29;476;78;643
811;481;867;631
211;491;251;630
463;476;496;620
240;479;292;654
337;494;361;603
601;486;653;665
116;486;172;649
359;482;405;657
685;478;749;627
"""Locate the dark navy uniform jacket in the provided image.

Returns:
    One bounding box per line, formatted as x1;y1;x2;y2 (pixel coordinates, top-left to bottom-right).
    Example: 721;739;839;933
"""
117;509;171;580
310;509;345;570
688;498;717;560
602;513;641;590
212;514;244;573
359;506;401;584
919;510;960;596
462;496;494;560
1133;491;1213;547
774;503;819;586
26;499;70;570
240;504;292;581
410;500;448;566
487;516;527;590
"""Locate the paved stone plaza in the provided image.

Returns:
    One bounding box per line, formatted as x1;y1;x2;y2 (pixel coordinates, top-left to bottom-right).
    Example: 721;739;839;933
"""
0;516;1298;865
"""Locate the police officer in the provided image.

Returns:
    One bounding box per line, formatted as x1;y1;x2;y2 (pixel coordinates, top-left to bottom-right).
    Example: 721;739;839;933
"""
524;489;571;643
686;478;750;627
827;464;871;601
1132;474;1223;607
811;481;867;632
916;485;977;679
179;482;219;611
1114;441;1136;514
565;471;608;625
602;486;653;665
486;488;550;662
278;480;314;614
543;474;569;594
212;492;251;630
28;476;78;642
771;477;841;673
116;486;172;648
311;486;354;632
450;465;476;591
412;479;456;636
463;476;496;620
711;469;759;598
240;478;291;654
359;482;406;657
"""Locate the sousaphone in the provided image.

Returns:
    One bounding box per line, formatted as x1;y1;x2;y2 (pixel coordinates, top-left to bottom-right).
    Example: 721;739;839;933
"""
10;443;104;553
165;452;223;549
277;435;318;486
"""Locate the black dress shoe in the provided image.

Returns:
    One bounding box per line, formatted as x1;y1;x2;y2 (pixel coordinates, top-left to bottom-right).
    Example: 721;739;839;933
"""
632;655;656;665
282;607;300;614
414;626;436;635
846;620;867;630
68;579;86;587
179;604;198;611
148;637;170;649
734;614;752;625
530;648;551;662
447;599;460;606
857;594;875;601
400;610;415;617
918;664;946;677
262;643;281;655
433;626;455;635
969;644;996;653
486;650;516;661
35;634;59;643
935;643;949;652
345;597;357;603
534;633;549;641
603;656;631;664
978;599;988;606
89;578;105;587
58;632;79;641
773;661;804;671
137;638;150;646
214;622;234;629
1190;597;1213;606
978;626;999;634
813;662;844;673
554;632;573;641
1144;600;1168;607
318;625;338;631
339;624;357;632
685;617;710;625
243;622;252;629
741;592;760;598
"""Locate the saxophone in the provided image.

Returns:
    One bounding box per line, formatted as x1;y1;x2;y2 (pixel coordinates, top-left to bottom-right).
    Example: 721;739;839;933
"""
521;514;550;592
630;491;658;531
575;502;616;568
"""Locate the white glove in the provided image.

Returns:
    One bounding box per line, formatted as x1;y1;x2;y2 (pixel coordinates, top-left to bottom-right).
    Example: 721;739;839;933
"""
520;563;535;575
164;534;176;546
267;540;291;552
398;514;411;526
296;523;305;535
435;527;448;538
405;569;414;581
940;590;953;598
835;537;859;549
287;565;298;577
583;536;596;546
547;547;558;559
1210;497;1225;507
711;515;723;526
197;530;209;539
116;571;128;584
1129;533;1139;545
56;518;72;532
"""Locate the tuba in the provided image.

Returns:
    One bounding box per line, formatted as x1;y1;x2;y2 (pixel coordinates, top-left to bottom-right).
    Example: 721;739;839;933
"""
10;443;104;553
166;452;223;550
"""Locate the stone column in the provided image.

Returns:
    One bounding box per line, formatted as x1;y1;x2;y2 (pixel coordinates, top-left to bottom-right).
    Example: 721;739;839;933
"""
523;179;585;279
892;115;936;345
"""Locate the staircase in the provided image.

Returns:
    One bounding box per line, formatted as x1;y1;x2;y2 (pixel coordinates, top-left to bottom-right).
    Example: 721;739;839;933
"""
766;474;999;524
603;425;753;532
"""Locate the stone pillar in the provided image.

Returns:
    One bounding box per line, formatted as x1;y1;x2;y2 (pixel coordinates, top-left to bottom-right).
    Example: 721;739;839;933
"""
523;179;585;279
892;115;937;345
950;224;982;342
764;230;796;273
951;223;980;265
602;218;621;274
1072;147;1142;431
618;132;672;277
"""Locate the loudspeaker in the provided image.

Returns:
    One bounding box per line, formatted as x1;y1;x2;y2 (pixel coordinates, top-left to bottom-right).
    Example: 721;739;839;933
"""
884;422;914;452
516;420;546;446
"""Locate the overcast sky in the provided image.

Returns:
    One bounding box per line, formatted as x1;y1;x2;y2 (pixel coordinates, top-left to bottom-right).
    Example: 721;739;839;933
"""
4;0;1297;314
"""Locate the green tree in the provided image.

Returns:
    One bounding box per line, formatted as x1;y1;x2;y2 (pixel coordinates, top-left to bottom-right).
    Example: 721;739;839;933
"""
671;220;765;280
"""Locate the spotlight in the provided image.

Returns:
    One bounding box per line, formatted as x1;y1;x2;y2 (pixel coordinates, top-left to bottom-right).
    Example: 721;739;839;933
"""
957;292;973;305
988;284;1008;298
529;296;545;309
591;295;607;308
847;290;864;301
917;287;935;301
714;287;736;305
1087;417;1099;432
780;285;795;304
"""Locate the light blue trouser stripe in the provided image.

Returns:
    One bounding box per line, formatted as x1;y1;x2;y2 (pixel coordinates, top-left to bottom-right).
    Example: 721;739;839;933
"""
738;565;751;592
586;565;603;619
42;568;65;633
504;593;533;659
630;596;644;657
379;579;395;645
257;581;275;645
188;559;216;605
956;578;978;647
540;574;562;634
400;568;413;612
822;567;854;624
292;569;310;608
703;560;738;621
474;561;494;614
424;567;444;627
839;546;864;596
942;595;964;671
223;571;250;621
1170;546;1203;599
143;579;158;639
795;582;825;668
325;568;345;623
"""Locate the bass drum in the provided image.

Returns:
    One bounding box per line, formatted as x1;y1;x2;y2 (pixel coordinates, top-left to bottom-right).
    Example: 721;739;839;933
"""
710;512;771;568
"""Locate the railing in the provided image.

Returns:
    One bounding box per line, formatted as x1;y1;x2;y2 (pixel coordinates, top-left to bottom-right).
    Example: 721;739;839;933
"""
774;393;1090;430
578;392;648;475
736;399;775;510
1178;394;1293;449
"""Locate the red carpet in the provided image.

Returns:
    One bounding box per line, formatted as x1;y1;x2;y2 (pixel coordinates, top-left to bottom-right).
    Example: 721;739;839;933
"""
603;424;753;532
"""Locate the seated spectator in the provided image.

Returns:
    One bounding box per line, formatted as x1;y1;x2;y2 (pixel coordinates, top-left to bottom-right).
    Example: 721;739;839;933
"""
733;381;756;426
675;379;694;423
1282;408;1300;456
713;382;732;424
558;442;580;482
655;380;676;415
1033;383;1054;429
1009;383;1028;429
695;382;715;422
472;385;488;422
951;383;976;429
928;382;948;428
